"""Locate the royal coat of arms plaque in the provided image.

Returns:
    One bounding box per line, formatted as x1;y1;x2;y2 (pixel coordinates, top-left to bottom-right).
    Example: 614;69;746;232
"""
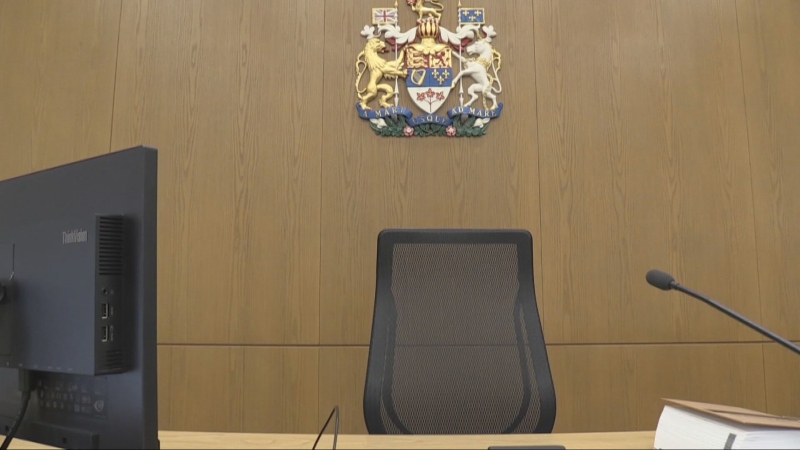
355;1;503;137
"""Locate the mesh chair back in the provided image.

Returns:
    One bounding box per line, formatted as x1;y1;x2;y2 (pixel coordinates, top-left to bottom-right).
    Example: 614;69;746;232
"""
363;229;556;434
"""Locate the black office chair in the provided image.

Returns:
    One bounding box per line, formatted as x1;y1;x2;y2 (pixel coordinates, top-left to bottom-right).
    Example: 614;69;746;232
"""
363;229;556;434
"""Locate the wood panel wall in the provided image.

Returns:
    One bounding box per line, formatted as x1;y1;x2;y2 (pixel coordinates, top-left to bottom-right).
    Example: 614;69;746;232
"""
1;0;799;435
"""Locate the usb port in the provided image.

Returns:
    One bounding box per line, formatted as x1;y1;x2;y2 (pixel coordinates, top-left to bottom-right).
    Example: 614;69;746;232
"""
101;326;109;342
101;303;109;319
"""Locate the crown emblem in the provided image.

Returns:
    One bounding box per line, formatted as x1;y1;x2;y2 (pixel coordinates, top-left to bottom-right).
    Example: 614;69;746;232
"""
356;1;504;138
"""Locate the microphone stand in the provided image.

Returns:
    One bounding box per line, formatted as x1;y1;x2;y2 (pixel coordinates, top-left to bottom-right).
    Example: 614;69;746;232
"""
671;281;800;357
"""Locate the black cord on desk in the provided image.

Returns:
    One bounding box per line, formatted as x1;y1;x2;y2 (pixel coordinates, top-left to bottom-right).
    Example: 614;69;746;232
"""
1;370;33;450
312;405;340;450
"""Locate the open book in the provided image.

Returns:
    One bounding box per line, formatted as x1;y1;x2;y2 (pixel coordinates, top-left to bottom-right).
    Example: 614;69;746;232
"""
654;399;800;449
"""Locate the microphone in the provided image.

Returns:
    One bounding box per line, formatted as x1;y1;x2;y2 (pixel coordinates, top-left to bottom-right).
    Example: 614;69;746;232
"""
646;269;800;357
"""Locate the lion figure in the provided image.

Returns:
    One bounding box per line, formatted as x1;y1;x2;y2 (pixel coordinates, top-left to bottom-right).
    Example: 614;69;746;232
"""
406;0;444;20
355;38;406;109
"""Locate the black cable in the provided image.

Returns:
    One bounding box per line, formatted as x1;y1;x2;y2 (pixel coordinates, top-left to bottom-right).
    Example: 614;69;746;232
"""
311;405;340;450
0;272;13;303
1;370;33;450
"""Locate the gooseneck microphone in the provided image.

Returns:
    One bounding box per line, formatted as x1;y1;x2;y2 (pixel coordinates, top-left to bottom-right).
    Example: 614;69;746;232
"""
646;269;800;357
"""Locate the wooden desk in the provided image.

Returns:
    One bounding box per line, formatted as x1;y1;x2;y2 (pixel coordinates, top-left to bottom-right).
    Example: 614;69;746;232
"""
10;430;656;449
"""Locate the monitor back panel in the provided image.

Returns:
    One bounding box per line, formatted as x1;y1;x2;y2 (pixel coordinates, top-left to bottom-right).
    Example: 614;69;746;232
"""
0;147;158;449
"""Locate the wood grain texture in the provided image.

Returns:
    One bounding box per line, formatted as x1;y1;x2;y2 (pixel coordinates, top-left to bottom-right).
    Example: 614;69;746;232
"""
737;0;800;341
242;347;319;433
9;430;659;450
319;0;541;346
549;343;767;432
318;347;370;434
548;344;637;432
159;345;319;433
0;0;120;179
763;342;800;418
9;0;800;436
631;343;766;429
535;0;760;344
157;346;174;430
111;0;324;345
159;345;245;432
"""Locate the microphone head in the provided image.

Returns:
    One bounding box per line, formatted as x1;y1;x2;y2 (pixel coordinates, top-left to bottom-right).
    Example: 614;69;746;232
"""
646;269;676;291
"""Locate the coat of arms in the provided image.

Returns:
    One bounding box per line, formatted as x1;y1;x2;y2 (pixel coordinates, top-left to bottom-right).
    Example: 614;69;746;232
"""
356;1;503;137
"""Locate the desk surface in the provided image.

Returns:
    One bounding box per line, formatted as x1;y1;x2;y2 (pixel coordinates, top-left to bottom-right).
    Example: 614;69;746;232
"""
11;430;656;449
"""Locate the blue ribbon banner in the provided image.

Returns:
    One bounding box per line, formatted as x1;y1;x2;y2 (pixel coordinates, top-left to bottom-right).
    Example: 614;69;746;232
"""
356;103;503;127
447;103;503;119
408;114;451;126
356;104;413;121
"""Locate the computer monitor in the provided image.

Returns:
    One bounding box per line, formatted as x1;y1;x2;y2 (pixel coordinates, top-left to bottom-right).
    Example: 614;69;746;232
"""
0;146;158;449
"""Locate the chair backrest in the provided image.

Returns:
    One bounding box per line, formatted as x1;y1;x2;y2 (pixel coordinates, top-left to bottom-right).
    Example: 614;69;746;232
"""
363;229;556;434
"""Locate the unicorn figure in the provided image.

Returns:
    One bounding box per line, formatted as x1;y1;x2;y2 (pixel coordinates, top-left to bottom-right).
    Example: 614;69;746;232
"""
451;37;502;110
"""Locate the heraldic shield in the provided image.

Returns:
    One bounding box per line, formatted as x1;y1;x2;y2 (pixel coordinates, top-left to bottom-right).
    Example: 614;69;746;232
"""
355;1;504;137
405;19;452;114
